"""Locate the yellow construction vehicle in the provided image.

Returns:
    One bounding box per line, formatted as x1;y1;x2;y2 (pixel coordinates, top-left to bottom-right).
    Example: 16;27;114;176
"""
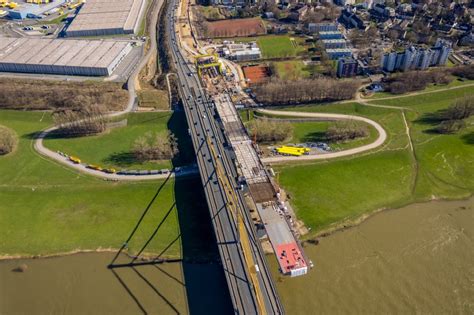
68;2;83;10
276;146;310;156
87;164;103;171
69;156;81;164
0;1;18;9
195;54;222;77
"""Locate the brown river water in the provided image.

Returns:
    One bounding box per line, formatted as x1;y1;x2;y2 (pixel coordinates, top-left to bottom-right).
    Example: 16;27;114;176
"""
1;198;473;314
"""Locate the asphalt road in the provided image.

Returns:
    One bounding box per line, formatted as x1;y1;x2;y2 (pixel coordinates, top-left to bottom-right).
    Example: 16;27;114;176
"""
167;0;283;313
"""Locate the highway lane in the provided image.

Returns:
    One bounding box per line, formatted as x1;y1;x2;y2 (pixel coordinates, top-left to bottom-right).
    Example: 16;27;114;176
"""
194;85;283;314
166;6;256;314
166;1;283;313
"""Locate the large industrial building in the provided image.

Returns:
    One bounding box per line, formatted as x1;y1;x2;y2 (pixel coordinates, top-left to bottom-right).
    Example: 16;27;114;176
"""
7;0;67;19
65;0;146;37
0;37;132;76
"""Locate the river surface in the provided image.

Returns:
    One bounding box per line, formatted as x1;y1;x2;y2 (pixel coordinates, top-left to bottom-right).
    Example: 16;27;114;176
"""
1;198;473;315
270;197;474;314
0;253;232;315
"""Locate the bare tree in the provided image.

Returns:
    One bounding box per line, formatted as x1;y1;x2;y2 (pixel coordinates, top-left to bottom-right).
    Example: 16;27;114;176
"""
53;104;108;137
254;78;359;105
0;126;16;155
133;131;179;161
443;96;474;121
326;121;369;142
247;118;293;143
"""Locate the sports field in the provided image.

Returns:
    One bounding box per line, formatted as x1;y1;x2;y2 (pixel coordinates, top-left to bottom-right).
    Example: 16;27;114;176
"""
206;17;265;38
257;35;300;59
242;64;271;85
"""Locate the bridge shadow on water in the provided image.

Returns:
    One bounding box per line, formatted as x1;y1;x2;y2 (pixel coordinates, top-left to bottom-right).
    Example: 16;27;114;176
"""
107;111;233;314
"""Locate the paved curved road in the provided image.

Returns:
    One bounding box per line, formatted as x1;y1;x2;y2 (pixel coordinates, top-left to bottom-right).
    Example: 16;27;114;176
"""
31;0;200;181
258;109;387;163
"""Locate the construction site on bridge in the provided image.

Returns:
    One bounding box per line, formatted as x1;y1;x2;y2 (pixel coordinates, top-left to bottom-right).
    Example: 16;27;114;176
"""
194;52;310;277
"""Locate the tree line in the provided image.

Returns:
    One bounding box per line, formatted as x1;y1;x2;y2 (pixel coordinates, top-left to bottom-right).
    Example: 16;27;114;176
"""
451;65;474;80
253;78;359;105
384;65;474;95
384;70;453;94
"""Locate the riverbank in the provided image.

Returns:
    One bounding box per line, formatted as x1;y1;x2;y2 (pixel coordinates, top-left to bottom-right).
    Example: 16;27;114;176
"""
0;110;219;260
2;198;471;314
274;85;474;235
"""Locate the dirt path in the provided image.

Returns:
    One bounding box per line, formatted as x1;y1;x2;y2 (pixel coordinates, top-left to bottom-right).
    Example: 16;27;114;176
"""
258;109;387;163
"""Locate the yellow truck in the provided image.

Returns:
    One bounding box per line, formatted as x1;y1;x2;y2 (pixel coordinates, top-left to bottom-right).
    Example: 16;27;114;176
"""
87;164;103;171
276;146;310;157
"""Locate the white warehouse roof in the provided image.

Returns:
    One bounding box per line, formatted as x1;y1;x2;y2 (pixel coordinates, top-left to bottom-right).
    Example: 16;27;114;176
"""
0;37;132;76
66;0;146;37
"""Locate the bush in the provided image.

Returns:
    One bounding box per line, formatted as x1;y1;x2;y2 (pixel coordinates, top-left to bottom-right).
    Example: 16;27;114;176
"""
435;120;466;134
247;118;293;143
0;126;17;155
326;121;369;142
430;96;474;134
442;96;474;121
133;131;179;161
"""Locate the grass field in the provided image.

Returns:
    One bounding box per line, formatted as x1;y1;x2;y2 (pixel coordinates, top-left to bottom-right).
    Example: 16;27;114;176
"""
273;103;413;232
0;110;213;259
273;87;474;234
273;60;310;80
44;112;194;171
291;120;379;151
242;109;379;151
257;35;300;59
221;35;309;60
372;86;474;201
